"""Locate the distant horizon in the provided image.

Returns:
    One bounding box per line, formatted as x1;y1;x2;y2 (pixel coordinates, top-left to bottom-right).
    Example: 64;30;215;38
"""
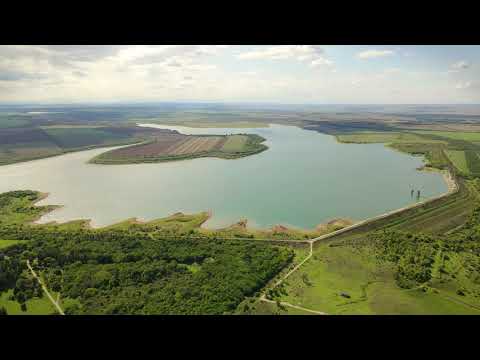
1;45;480;104
2;101;480;107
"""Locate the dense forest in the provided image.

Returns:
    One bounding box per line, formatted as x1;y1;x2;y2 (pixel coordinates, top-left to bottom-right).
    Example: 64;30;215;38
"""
367;207;480;296
0;191;293;315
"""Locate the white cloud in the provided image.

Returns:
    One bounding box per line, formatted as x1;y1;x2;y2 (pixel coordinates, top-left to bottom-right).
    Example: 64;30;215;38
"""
357;49;395;59
0;45;479;104
456;81;472;89
310;58;334;67
384;67;401;73
449;60;470;73
351;79;361;87
237;45;333;68
239;71;258;76
237;46;318;60
451;60;469;70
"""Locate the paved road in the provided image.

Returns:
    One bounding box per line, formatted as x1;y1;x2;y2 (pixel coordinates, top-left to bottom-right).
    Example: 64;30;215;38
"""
26;260;65;315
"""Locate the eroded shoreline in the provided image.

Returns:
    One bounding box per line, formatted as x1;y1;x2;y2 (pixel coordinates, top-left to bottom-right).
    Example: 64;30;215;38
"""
30;167;457;240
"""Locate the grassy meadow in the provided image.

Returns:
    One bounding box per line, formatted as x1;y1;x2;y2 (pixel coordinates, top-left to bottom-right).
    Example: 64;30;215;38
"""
43;127;132;149
266;241;480;315
445;150;469;175
336;132;445;144
0;240;23;249
0;122;166;165
0;289;57;315
220;135;248;152
414;130;480;142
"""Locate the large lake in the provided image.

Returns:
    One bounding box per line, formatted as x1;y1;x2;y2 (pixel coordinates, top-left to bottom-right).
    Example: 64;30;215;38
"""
0;124;448;229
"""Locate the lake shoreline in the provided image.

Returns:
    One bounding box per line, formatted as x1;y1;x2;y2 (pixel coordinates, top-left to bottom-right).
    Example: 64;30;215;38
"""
4;123;450;233
34;197;356;237
30;168;458;235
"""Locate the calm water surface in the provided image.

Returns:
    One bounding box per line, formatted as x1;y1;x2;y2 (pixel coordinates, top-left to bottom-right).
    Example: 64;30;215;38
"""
0;124;448;229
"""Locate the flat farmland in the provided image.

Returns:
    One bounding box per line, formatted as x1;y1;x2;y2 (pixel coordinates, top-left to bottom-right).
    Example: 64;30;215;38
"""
220;135;248;152
92;133;267;164
414;130;480;142
43;127;133;149
0;125;173;165
104;134;188;157
0;144;63;165
445;150;469;174
169;136;224;155
336;132;445;144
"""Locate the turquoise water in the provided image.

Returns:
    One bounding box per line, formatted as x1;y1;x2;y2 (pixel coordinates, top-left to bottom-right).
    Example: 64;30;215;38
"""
0;124;448;229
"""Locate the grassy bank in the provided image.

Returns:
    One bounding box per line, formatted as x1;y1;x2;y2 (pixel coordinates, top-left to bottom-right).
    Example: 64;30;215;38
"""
0;190;353;241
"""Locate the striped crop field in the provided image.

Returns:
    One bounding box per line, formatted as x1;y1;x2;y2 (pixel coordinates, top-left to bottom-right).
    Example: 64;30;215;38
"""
168;136;224;155
91;132;267;164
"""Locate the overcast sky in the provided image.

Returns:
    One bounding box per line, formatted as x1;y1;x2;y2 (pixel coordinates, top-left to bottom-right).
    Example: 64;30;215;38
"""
0;45;479;104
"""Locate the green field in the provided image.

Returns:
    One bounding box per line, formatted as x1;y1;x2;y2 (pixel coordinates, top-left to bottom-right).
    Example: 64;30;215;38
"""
336;132;445;144
0;140;63;166
0;289;57;315
43;127;131;149
221;135;248;152
0;123;163;165
265;242;480;315
414;130;480;142
445;150;469;174
335;130;480;178
0;240;23;249
92;133;269;164
0;115;31;128
0;190;57;225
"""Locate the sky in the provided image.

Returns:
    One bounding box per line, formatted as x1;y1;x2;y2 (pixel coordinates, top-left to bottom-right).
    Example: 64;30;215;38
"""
0;45;479;104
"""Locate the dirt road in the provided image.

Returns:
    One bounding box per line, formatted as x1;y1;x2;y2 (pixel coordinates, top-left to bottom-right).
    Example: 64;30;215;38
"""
26;260;65;315
259;170;460;315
